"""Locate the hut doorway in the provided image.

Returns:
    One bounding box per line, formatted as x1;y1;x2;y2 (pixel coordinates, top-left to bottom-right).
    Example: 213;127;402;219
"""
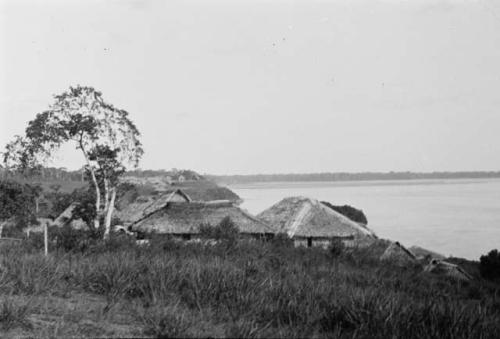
307;237;312;248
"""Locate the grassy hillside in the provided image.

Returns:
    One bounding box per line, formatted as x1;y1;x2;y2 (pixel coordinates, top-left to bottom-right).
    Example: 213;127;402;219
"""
0;235;498;338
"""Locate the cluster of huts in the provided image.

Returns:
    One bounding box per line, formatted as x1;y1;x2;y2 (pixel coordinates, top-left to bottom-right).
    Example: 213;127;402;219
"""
46;187;471;281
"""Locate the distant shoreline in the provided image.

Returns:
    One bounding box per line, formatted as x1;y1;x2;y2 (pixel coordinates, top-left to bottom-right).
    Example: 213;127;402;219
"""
225;177;500;189
208;171;500;185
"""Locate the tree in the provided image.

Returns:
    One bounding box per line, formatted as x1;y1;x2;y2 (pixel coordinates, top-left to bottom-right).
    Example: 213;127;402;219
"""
0;180;41;237
479;249;500;281
2;86;143;239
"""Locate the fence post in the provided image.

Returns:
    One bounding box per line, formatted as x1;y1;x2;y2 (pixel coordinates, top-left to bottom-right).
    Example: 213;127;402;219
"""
44;221;48;256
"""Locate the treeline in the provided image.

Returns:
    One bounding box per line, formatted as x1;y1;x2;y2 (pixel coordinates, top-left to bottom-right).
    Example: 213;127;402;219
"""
0;165;85;182
208;171;500;184
0;166;204;183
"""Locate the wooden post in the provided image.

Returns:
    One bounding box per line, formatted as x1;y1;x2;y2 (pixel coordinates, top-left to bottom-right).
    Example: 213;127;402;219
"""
44;221;48;256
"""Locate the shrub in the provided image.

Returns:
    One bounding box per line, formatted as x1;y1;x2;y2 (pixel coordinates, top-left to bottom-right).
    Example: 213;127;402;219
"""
480;249;500;281
270;233;294;248
50;226;95;253
328;238;345;257
321;201;368;225
199;216;239;242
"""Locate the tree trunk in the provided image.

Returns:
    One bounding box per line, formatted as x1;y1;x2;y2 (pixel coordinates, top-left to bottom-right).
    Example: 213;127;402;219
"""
79;141;101;231
104;179;110;213
103;187;116;240
88;168;101;230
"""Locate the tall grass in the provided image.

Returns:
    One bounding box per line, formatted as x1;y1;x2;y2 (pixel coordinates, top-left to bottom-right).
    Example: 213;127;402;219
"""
0;236;499;338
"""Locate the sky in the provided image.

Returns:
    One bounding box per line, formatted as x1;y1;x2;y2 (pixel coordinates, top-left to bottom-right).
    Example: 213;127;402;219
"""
1;0;500;175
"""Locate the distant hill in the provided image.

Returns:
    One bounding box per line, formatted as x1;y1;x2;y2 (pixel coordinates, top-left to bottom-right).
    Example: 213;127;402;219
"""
207;171;500;185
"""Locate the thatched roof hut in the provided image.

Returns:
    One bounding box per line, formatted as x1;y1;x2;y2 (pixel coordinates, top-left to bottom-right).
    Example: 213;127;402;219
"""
53;203;88;230
131;201;273;236
257;197;375;239
424;259;472;282
115;189;191;226
380;242;417;266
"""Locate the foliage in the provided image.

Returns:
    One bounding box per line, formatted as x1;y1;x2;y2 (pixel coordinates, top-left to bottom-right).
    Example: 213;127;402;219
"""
0;236;499;338
480;249;500;281
270;232;294;248
3;86;143;238
328;238;345;257
321;201;368;225
0;180;41;233
199;216;240;242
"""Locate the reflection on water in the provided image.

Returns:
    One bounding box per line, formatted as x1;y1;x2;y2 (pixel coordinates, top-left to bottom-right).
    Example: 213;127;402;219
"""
229;179;500;260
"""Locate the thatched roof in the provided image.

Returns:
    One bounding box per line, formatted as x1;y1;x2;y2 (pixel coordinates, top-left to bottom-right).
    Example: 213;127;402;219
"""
114;189;191;226
257;197;375;239
53;204;88;230
380;242;417;266
424;260;472;281
409;246;445;260
131;201;273;235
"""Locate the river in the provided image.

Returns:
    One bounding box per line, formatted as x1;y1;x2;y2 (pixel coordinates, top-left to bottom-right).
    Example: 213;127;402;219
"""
229;178;500;260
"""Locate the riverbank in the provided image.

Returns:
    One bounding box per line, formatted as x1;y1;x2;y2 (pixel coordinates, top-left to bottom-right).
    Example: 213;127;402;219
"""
230;178;500;260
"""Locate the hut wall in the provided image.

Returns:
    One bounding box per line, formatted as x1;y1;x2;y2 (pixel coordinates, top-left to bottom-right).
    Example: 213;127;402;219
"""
294;237;355;249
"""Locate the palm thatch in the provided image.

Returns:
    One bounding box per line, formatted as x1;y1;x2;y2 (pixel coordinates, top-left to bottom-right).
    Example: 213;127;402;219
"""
114;189;191;226
409;246;445;260
53;203;88;230
131;201;273;235
380;242;417;266
424;259;473;281
257;197;375;239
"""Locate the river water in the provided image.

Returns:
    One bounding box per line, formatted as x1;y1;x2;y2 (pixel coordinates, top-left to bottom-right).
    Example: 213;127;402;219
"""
229;179;500;260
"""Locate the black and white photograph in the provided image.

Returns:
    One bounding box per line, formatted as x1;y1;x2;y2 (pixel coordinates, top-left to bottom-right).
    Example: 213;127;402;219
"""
1;0;500;337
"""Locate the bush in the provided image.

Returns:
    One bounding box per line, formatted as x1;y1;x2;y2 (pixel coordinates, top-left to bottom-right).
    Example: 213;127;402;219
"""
328;238;345;257
480;249;500;281
270;233;294;248
321;201;368;225
199;216;239;242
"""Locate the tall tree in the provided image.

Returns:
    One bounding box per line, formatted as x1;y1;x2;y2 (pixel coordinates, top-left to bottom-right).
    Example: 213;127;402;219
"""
2;86;143;239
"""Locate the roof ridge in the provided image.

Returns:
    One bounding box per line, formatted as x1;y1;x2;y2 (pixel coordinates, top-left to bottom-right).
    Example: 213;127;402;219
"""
318;203;375;237
236;206;275;232
287;201;312;237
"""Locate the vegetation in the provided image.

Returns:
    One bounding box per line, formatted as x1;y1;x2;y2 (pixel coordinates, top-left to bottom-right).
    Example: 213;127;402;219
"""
0;180;41;236
480;249;500;281
321;202;368;225
3;86;143;239
199;216;240;243
0;232;499;338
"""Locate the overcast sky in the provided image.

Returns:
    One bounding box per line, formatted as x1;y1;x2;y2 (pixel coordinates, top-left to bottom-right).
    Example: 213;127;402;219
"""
1;0;499;175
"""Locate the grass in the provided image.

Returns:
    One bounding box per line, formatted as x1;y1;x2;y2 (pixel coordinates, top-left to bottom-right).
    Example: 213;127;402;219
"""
0;236;499;338
0;297;33;331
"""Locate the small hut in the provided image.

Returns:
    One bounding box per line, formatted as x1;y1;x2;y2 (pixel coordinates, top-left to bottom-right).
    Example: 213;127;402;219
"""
131;200;274;240
257;197;375;248
380;241;418;266
53;203;88;230
114;189;191;226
